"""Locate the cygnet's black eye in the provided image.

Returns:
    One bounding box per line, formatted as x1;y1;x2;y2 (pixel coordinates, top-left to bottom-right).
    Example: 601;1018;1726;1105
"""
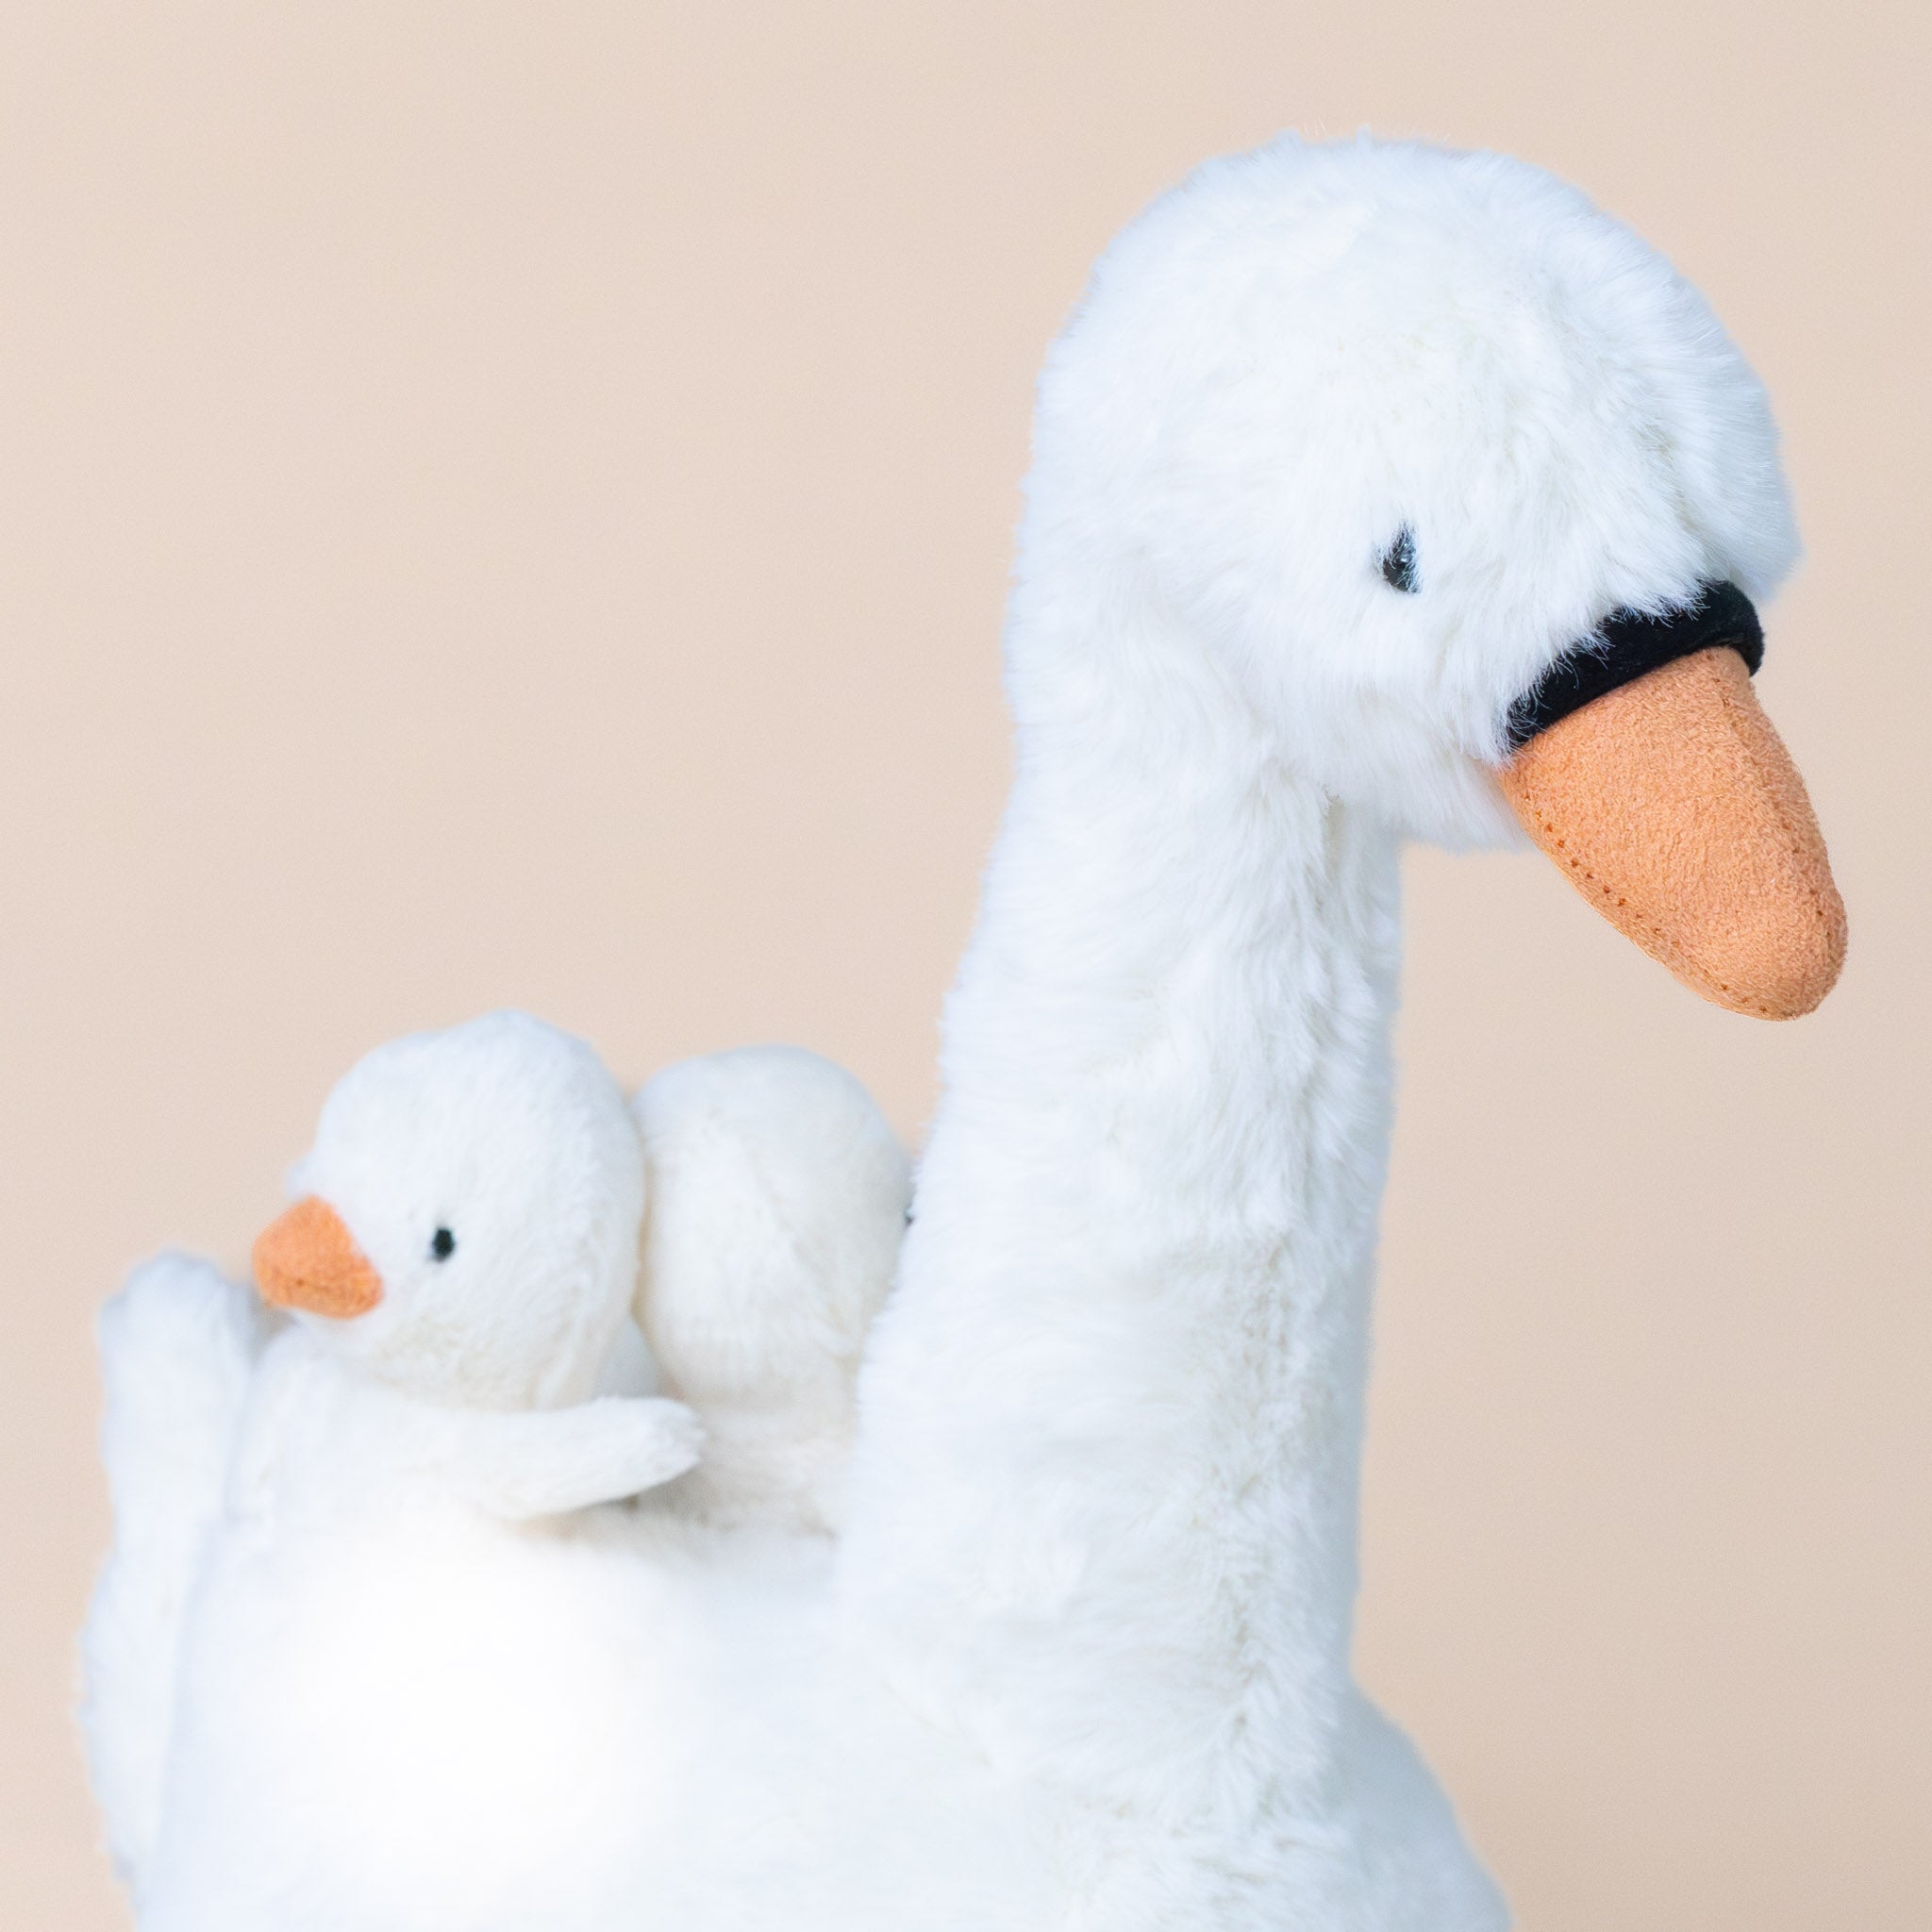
429;1227;456;1262
1378;525;1419;594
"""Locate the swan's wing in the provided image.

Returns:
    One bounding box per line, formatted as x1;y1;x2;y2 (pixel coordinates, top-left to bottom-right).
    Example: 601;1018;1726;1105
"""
79;1251;267;1892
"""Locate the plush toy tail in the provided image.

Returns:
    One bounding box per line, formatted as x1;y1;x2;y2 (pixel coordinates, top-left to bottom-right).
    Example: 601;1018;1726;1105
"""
79;1253;266;1896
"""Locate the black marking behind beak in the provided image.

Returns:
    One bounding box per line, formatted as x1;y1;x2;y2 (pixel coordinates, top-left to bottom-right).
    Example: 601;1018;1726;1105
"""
1505;579;1763;751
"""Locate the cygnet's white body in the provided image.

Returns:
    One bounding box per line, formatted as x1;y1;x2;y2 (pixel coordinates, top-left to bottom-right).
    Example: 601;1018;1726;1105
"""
85;135;1811;1931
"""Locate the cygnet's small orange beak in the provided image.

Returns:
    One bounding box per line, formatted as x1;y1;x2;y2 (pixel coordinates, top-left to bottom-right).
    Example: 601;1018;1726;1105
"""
252;1196;384;1319
1498;646;1846;1020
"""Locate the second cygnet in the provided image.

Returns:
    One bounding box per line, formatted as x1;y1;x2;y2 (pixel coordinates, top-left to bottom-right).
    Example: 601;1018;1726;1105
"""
633;1046;910;1534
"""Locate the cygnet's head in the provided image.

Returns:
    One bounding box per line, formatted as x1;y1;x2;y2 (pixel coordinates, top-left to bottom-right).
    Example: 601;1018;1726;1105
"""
251;1012;644;1409
632;1046;910;1415
1022;135;1843;1015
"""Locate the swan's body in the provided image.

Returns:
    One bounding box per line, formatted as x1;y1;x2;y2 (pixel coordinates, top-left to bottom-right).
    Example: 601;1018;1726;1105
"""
85;135;1843;1931
137;1330;699;1932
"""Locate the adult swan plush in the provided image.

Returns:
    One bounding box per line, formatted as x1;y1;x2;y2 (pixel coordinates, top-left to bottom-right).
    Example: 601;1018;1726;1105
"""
84;136;1845;1932
835;135;1843;1929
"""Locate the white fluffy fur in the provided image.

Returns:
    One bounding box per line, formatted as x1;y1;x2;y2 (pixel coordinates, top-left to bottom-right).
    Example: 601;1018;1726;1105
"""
83;1021;918;1929
284;1010;650;1410
82;1254;267;1888
633;1045;912;1532
839;133;1794;1927
83;135;1799;1930
85;1014;706;1921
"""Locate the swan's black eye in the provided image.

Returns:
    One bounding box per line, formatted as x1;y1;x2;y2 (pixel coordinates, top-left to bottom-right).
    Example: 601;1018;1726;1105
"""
429;1227;456;1262
1378;525;1419;594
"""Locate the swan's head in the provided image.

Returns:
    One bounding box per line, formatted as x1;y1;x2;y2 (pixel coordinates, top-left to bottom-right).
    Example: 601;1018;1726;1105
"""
1023;135;1843;1016
251;1012;645;1408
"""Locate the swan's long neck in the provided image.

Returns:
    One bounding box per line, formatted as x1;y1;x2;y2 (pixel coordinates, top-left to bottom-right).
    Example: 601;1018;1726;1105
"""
840;571;1403;1837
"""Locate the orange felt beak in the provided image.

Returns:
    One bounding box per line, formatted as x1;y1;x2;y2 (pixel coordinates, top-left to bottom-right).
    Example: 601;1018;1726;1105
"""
253;1196;384;1319
1498;645;1846;1020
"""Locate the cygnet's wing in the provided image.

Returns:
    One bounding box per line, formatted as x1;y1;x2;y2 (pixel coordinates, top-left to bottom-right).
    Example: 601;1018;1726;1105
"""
80;1252;267;1892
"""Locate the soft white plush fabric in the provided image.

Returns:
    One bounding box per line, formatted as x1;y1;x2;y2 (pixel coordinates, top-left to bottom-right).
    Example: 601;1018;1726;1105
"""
82;1020;919;1931
83;134;1799;1931
838;132;1794;1928
634;1045;912;1532
81;1013;706;1921
82;1254;268;1888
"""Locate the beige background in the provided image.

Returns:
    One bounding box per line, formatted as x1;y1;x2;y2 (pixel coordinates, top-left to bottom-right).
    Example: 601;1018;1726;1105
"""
2;3;1926;1926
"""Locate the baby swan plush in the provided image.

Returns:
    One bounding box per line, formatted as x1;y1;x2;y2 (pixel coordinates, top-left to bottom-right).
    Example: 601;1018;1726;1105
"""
633;1045;912;1534
240;1008;699;1504
83;1013;702;1929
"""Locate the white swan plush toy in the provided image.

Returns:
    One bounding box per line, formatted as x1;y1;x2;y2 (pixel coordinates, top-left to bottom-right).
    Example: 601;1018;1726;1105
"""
825;133;1843;1931
85;135;1848;1932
